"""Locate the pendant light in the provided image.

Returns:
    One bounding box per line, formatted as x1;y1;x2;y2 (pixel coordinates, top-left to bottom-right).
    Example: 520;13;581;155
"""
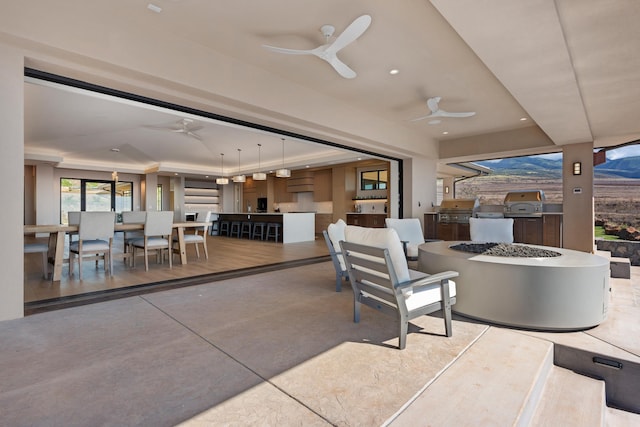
216;153;229;185
233;148;246;183
276;138;291;178
253;143;267;180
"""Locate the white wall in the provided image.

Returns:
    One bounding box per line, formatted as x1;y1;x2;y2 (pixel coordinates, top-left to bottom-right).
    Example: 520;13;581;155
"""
0;45;25;320
402;156;438;227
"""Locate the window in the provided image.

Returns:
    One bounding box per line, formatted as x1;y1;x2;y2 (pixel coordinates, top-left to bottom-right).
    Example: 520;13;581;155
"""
60;178;132;223
360;169;387;190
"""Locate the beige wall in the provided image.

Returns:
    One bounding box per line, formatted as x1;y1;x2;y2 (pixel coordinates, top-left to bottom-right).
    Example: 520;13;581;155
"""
562;142;595;252
0;45;25;320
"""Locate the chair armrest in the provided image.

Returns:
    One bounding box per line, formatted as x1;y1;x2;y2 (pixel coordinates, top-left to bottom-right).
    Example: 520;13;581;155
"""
397;270;459;291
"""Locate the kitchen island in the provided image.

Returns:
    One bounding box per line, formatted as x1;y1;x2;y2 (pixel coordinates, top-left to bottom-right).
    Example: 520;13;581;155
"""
218;212;315;243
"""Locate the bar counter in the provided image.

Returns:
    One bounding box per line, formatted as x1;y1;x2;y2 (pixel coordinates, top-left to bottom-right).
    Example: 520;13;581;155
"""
218;212;315;244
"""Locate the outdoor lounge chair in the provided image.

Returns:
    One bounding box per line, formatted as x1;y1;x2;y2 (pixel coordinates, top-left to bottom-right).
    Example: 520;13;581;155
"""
323;219;348;292
384;217;426;260
340;225;458;350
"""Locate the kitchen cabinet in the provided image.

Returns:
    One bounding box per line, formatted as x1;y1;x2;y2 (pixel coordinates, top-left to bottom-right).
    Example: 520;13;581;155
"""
346;213;387;228
543;215;563;247
436;222;470;241
424;213;438;239
315;213;333;234
513;217;543;245
274;176;294;203
313;169;332;201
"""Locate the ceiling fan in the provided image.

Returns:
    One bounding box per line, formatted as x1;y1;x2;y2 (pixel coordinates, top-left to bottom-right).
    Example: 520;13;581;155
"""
262;14;372;79
410;97;476;124
145;118;203;140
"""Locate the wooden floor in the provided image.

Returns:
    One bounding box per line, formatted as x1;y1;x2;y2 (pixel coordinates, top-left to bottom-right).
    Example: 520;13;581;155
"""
24;232;330;313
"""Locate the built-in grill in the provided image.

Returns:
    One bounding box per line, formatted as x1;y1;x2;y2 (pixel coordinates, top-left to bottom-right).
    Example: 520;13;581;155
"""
438;198;479;223
503;190;545;217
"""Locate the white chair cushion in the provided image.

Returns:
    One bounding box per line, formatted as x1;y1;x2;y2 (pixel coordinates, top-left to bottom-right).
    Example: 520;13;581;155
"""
24;243;48;253
180;234;204;243
327;219;347;270
385;218;424;258
131;237;170;249
344;226;410;283
469;217;514;243
404;277;457;311
69;239;110;252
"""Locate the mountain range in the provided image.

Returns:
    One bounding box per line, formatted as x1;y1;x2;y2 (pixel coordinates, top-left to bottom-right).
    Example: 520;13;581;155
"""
476;156;640;179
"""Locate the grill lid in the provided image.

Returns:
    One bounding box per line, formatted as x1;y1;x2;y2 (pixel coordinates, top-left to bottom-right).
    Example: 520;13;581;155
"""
439;198;479;212
503;190;545;204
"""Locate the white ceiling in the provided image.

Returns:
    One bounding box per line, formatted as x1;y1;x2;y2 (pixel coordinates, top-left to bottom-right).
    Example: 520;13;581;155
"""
15;0;640;177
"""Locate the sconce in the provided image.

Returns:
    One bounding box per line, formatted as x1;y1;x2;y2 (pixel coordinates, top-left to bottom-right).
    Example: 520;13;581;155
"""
444;186;450;194
572;161;582;176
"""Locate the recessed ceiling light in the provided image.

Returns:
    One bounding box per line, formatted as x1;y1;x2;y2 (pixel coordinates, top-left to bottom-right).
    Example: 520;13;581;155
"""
174;173;179;176
147;3;162;13
520;117;528;121
389;69;399;75
442;131;449;135
305;165;310;168
110;148;120;152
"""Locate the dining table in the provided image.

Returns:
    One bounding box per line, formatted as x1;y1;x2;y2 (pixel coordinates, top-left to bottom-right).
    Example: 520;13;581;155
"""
24;221;205;281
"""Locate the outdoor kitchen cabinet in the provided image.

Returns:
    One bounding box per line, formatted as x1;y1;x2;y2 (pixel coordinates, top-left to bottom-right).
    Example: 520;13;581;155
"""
436;222;470;241
512;215;562;247
542;214;563;247
424;213;438;239
512;217;543;245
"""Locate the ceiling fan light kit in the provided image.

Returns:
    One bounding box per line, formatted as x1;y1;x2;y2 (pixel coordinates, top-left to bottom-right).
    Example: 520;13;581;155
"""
262;14;372;79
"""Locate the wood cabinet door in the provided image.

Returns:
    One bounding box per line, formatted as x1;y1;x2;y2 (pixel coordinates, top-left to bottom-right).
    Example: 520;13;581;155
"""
347;214;360;226
368;214;386;228
424;214;438;239
514;217;543;245
543;215;562;247
437;223;456;241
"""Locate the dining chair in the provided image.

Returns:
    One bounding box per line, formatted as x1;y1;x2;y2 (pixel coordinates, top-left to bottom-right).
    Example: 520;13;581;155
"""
69;211;116;280
130;210;174;271
174;210;211;260
24;242;49;279
121;210;147;256
67;211;81;242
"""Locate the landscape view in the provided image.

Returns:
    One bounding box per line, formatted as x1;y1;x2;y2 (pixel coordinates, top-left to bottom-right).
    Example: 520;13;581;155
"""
454;148;640;240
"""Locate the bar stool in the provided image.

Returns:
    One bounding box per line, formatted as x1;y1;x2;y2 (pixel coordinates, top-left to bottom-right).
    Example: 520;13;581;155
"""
230;221;242;238
219;220;230;236
240;221;252;239
265;223;281;242
251;222;266;240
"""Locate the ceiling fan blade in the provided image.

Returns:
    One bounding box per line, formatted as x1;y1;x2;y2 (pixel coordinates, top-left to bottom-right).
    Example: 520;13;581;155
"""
409;114;436;122
262;45;317;55
324;55;357;79
186;131;202;140
326;14;372;54
439;111;476;118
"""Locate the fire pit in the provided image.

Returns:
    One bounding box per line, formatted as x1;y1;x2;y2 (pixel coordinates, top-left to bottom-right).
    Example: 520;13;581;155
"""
450;242;561;258
418;241;610;331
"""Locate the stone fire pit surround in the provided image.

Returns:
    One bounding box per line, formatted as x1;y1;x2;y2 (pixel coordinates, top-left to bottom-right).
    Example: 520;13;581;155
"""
418;241;610;331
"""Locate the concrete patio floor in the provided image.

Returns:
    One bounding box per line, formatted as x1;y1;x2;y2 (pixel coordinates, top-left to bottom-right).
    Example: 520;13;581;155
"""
1;262;639;426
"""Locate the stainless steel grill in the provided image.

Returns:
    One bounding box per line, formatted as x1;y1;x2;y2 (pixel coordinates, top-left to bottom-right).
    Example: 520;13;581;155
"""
438;198;479;223
504;190;545;217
